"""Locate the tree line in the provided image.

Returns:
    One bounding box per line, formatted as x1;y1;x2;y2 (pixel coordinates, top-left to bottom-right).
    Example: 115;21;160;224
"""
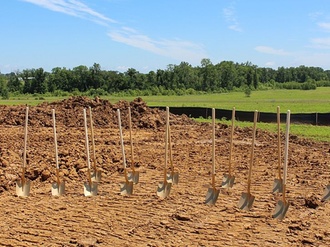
1;59;330;98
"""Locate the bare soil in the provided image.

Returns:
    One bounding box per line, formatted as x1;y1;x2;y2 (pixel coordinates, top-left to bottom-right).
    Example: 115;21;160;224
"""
0;96;329;247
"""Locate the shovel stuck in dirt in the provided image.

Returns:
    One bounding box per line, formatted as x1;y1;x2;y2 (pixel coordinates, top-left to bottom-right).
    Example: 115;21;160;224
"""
83;109;98;196
89;107;101;183
273;110;291;220
321;185;330;202
222;107;236;188
272;106;283;193
205;108;220;205
127;107;140;184
238;110;258;210
51;109;65;196
16;106;31;197
117;109;133;196
166;117;179;185
157;107;172;199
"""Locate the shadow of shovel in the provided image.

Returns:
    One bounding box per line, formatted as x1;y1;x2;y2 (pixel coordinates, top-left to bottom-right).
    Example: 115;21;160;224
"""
238;110;258;211
16;106;31;197
51;109;65;196
222;107;236;188
83;108;98;196
273;110;291;220
205;108;220;205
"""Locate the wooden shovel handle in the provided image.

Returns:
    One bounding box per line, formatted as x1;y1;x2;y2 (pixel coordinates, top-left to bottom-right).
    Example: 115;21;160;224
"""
277;106;282;180
89;107;97;171
168;124;174;171
128;107;135;171
212;108;215;178
23;106;29;170
164;107;169;177
117;109;127;170
247;110;258;194
228;107;235;175
52;109;61;184
83;109;92;184
283;110;291;201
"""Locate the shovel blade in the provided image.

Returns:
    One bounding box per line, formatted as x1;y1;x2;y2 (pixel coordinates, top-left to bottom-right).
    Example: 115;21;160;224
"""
221;174;235;188
166;172;179;185
321;184;330;202
272;178;283;193
16;179;31;197
120;181;134;196
238;192;255;210
83;182;98;196
91;170;102;183
273;200;290;220
51;181;65;196
128;171;140;184
205;187;220;205
157;182;172;199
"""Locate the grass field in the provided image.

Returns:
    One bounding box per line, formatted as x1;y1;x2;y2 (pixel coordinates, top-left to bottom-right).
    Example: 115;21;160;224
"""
1;88;329;142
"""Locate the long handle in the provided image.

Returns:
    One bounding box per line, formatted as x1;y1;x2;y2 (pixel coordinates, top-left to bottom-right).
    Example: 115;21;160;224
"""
277;106;282;180
228;107;235;175
83;109;91;171
168;123;174;170
128;107;135;169
283;110;290;201
164;107;169;181
23;106;29;169
117;109;127;170
89;107;97;170
211;108;216;186
247;110;258;194
52;109;59;170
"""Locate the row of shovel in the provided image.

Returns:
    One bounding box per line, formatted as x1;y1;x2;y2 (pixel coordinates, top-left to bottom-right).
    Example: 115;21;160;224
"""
205;107;290;220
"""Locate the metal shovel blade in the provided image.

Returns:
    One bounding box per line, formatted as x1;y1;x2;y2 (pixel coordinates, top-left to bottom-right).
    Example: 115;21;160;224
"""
273;200;289;220
272;178;283;193
120;181;133;196
321;184;330;202
51;181;65;196
238;192;255;210
127;171;140;184
157;182;172;199
91;170;102;183
83;182;98;196
205;187;220;205
16;179;31;197
221;174;235;188
166;171;179;185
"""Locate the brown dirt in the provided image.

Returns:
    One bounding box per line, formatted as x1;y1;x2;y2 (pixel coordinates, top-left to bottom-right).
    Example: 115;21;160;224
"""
0;96;329;246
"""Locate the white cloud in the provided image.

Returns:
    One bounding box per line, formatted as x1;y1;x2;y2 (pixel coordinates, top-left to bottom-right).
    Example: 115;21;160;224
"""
108;27;207;63
265;61;276;67
223;6;242;32
310;37;330;49
254;46;290;56
317;22;330;32
22;0;117;25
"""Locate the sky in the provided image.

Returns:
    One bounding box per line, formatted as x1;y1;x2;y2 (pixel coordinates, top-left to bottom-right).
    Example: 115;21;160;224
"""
1;0;330;74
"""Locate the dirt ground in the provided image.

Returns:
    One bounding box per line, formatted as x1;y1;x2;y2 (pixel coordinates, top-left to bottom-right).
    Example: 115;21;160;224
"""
0;96;329;247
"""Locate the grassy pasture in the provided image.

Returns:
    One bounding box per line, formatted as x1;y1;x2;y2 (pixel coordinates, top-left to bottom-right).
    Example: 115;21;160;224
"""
0;88;329;142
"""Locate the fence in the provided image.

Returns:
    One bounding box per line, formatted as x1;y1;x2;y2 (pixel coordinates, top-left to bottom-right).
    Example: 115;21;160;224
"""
151;107;330;126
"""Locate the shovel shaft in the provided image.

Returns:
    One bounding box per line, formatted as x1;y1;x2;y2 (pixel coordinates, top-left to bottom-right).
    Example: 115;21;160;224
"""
277;106;282;180
89;107;97;170
283;110;290;186
117;109;127;169
164;107;169;172
247;110;258;194
23;106;29;169
212;108;216;176
52;109;60;170
128;107;135;169
228;107;235;174
83;109;92;170
168;124;174;170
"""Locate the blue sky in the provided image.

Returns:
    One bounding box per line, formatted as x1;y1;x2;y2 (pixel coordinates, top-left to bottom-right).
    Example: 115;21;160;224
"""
1;0;330;74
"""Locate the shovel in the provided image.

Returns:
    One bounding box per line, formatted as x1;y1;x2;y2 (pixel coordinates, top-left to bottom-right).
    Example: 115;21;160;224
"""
166;119;179;185
16;106;31;197
222;107;236;188
205;108;220;205
321;185;330;202
273;106;283;193
127;107;139;184
89;107;101;182
238;110;258;210
157;106;172;199
273;110;291;220
83;108;98;196
51;109;65;196
117;109;133;196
